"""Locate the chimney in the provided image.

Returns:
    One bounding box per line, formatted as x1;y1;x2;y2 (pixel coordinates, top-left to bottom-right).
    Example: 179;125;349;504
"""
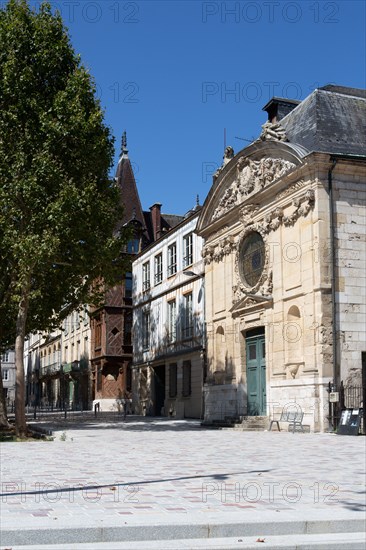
262;97;301;123
150;203;162;241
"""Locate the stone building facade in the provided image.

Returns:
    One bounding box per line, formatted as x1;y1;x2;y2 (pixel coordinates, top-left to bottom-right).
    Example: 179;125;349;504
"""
1;349;16;405
132;207;205;419
25;307;91;410
196;85;365;432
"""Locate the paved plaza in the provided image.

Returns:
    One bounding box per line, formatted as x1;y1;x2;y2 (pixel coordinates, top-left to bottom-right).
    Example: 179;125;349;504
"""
0;415;365;548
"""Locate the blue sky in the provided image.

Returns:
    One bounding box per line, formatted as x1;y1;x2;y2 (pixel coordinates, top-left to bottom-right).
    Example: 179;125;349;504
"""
31;0;365;215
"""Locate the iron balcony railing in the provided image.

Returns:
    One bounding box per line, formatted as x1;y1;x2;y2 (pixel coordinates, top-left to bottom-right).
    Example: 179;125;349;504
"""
40;362;61;377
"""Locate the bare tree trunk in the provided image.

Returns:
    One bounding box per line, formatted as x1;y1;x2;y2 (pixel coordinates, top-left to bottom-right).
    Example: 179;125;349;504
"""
15;286;29;437
0;362;10;429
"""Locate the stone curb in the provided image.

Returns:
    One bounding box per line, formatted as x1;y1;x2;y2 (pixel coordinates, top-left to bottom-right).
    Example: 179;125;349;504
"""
1;517;365;547
4;531;366;550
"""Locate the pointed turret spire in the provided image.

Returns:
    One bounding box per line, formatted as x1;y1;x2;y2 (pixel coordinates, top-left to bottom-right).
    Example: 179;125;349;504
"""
115;133;146;232
120;130;128;158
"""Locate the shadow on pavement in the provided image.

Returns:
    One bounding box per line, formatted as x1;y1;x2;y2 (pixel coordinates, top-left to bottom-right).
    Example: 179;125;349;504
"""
27;415;211;432
0;469;273;499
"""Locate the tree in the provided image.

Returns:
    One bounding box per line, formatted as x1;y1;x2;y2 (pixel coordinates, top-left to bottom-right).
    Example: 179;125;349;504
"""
0;0;129;436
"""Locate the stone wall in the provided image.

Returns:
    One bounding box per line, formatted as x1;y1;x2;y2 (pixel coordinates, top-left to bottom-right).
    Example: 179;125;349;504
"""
334;163;366;386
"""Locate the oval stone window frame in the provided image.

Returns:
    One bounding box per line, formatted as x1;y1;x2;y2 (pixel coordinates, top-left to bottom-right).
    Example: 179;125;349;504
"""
239;231;265;288
235;226;269;294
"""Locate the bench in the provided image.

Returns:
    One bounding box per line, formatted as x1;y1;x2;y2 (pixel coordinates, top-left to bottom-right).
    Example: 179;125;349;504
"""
269;407;305;433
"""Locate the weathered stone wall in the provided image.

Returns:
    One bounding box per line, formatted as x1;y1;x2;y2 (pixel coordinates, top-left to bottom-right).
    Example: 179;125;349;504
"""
334;163;366;387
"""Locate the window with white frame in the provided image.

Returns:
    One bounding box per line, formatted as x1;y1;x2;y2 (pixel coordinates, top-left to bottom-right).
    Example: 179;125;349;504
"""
167;300;177;343
142;261;150;292
182;292;193;339
142;310;150;350
154;253;163;285
2;369;9;381
1;352;9;363
183;233;193;267
167;242;177;276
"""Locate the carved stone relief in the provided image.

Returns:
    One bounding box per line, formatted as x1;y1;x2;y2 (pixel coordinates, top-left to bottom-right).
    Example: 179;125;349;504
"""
283;189;315;226
258;121;288;142
276;180;306;199
212;157;295;221
213;146;235;181
202;236;235;265
240;204;259;226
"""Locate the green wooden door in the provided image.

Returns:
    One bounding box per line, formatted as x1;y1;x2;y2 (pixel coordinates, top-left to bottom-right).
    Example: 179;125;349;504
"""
246;335;266;416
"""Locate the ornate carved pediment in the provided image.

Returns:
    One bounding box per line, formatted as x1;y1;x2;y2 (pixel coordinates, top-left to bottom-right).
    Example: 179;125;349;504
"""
230;291;273;316
212;157;295;221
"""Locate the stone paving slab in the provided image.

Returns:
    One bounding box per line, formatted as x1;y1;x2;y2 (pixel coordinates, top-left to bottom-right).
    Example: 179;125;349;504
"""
0;416;365;547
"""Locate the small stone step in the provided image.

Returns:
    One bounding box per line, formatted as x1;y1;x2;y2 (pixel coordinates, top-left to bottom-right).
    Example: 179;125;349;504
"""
233;416;269;431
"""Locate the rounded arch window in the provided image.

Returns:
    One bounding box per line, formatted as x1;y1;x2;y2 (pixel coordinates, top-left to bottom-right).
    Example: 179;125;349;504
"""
239;231;265;288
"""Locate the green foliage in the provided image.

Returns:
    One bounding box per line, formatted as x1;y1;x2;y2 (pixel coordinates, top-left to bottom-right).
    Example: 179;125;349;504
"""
0;0;130;346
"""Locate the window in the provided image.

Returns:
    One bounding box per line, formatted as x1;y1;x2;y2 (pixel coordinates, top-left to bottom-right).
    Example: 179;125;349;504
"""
142;262;150;292
127;239;140;254
154;253;163;285
239;232;265;288
94;317;102;349
124;312;132;346
183;233;193;267
182;292;193;339
167;243;177;276
83;305;89;325
142;310;150;350
125;272;133;298
1;352;9;363
2;369;9;381
182;361;191;397
167;300;177;343
169;363;177;398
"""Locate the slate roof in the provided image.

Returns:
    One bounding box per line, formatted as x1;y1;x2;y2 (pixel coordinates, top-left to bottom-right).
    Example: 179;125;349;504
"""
280;85;366;156
115;153;146;229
